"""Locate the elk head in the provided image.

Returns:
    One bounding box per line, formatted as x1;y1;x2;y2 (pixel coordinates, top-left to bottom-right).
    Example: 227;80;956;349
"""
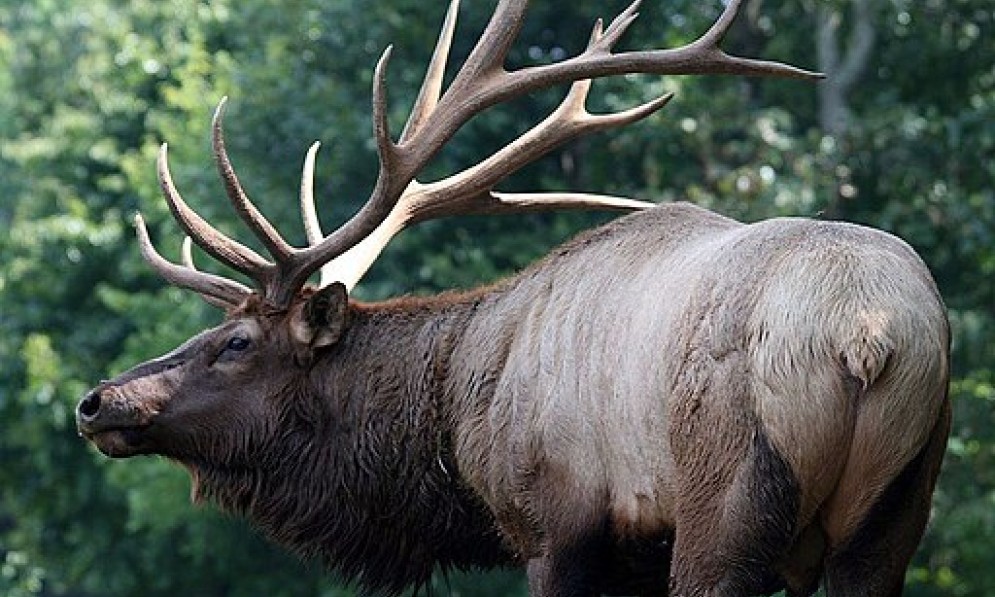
77;0;820;463
76;282;349;461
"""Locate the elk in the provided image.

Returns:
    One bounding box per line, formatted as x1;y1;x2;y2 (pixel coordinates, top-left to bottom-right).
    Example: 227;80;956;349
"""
76;0;951;595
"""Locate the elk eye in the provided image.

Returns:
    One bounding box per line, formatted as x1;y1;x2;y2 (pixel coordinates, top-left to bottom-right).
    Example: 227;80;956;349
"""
226;335;251;352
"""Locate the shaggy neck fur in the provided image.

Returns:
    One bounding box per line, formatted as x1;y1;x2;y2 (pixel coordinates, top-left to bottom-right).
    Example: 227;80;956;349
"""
186;292;512;595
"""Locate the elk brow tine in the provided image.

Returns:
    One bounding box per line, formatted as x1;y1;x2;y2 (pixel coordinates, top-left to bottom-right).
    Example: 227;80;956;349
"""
211;98;295;261
404;187;657;226
135;213;250;307
405;189;656;225
157;143;273;280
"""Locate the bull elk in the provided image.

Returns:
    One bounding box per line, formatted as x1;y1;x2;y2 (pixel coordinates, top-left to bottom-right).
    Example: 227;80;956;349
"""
76;0;951;595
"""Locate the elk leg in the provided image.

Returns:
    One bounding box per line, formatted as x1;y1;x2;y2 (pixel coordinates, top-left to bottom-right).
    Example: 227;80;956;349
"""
526;543;602;597
524;479;610;597
823;398;951;597
669;428;800;597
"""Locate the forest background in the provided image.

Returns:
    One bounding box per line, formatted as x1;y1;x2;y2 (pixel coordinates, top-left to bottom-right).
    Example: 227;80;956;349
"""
1;0;992;595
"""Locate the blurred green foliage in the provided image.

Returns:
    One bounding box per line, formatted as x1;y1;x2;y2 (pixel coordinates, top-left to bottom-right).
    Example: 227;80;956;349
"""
1;0;992;595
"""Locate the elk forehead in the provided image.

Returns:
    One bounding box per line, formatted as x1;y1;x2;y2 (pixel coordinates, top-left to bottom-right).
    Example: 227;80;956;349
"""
212;316;265;350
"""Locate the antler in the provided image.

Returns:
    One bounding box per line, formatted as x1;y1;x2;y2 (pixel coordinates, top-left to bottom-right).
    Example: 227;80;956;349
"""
138;0;822;308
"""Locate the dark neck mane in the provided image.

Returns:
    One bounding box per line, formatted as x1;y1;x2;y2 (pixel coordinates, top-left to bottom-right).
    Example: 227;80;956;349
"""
188;294;511;595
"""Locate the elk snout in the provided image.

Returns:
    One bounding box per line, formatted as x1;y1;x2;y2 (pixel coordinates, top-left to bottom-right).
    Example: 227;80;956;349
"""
76;382;151;435
76;385;157;457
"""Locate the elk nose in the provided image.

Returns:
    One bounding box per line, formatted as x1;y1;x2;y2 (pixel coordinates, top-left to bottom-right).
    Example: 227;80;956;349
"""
77;390;103;422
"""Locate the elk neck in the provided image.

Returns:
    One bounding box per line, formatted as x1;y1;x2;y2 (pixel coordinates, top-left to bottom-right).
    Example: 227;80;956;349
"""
193;285;516;594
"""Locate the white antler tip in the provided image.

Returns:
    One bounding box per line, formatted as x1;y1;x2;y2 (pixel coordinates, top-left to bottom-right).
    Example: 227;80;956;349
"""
379;45;394;65
215;95;230;115
181;237;195;269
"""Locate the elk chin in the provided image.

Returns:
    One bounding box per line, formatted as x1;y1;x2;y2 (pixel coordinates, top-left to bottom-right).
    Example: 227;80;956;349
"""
83;426;154;458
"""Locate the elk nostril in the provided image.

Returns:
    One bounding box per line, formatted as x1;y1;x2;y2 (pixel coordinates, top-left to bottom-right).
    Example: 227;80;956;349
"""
78;391;102;420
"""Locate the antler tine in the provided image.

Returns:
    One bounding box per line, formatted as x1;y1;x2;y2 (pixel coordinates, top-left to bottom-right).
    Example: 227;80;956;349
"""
212;98;295;261
454;0;529;82
300;141;325;246
157;143;272;279
298;141;343;289
488;191;654;212
179;236;247;309
134;213;251;307
697;0;747;49
181;236;196;269
598;0;642;50
399;0;461;145
260;0;535;292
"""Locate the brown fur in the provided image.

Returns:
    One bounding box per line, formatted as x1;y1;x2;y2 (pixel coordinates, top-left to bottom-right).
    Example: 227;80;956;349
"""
78;202;950;596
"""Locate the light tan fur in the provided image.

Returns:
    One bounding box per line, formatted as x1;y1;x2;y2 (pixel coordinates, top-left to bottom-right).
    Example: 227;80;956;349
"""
446;202;948;592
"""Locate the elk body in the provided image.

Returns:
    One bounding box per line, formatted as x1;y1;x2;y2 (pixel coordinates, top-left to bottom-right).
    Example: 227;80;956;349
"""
77;1;950;596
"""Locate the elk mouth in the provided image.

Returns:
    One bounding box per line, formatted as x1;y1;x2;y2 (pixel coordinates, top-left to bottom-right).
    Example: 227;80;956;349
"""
80;424;154;458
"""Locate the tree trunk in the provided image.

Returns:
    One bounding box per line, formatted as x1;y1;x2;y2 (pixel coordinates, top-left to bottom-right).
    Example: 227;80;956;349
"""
816;0;876;137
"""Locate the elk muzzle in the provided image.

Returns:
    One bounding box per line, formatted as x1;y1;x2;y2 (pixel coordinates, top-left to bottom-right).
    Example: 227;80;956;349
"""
77;383;157;458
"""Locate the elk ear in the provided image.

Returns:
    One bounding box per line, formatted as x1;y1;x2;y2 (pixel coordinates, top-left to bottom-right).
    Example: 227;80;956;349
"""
292;282;349;350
